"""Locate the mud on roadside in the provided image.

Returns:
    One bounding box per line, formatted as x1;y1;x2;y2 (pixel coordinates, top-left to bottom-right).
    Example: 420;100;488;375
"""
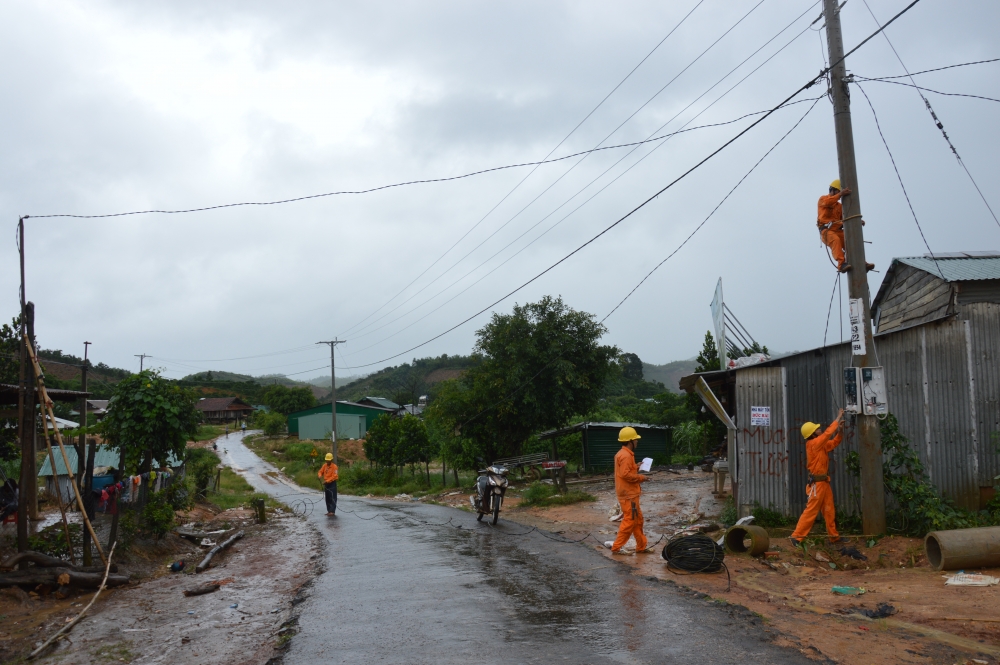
0;507;324;665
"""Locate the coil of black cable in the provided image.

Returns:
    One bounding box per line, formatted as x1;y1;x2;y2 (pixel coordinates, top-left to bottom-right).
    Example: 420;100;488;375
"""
661;533;730;590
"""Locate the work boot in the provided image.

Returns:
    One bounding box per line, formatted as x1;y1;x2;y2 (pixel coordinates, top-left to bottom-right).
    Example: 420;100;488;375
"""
866;262;875;272
789;537;802;548
838;263;852;273
826;537;842;545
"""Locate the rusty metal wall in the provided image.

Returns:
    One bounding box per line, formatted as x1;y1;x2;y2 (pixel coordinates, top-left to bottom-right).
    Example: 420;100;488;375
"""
735;367;789;515
735;302;1000;516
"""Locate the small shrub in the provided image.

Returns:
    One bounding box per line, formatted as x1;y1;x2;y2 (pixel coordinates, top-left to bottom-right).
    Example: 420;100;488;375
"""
750;502;792;528
719;495;737;527
28;522;81;558
186;448;219;499
116;510;139;551
164;476;192;511
141;491;175;540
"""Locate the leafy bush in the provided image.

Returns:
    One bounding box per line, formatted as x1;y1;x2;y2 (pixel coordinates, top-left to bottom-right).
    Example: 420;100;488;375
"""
28;522;81;558
750;502;793;528
845;413;995;536
164;476;193;511
256;412;286;437
141;491;176;540
719;495;737;527
186;448;219;500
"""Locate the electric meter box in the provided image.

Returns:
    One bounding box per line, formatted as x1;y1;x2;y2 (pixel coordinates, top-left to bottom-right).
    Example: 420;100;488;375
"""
843;366;887;416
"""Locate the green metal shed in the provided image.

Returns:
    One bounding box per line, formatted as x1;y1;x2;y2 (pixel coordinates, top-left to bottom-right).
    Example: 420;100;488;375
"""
538;422;672;472
287;401;393;436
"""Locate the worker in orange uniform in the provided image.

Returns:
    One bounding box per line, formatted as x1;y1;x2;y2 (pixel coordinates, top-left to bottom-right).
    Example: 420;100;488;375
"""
817;179;852;272
790;409;845;546
607;427;653;554
318;452;339;516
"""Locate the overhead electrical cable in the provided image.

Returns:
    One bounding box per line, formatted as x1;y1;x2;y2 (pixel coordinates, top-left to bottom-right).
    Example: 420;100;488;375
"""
602;96;822;323
853;83;944;279
860;57;1000;80
339;0;766;339
344;3;822;348
347;3;815;355
854;77;1000;104
334;0;707;337
860;0;1000;231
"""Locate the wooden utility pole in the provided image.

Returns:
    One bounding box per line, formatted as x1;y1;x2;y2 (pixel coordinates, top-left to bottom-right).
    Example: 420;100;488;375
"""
80;341;95;566
317;340;345;464
134;353;148;372
823;0;886;534
16;219;29;554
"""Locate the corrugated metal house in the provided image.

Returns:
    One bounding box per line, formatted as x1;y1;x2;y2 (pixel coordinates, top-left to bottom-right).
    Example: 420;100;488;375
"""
538;422;672;472
682;252;1000;517
287;401;393;437
297;412;367;441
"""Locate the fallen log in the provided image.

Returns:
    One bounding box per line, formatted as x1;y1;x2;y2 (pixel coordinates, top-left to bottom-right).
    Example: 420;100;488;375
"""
183;583;220;597
0;568;128;589
176;527;227;543
196;530;244;573
0;551;77;570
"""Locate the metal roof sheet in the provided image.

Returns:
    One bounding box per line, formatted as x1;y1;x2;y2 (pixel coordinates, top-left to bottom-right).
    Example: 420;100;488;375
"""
896;255;1000;282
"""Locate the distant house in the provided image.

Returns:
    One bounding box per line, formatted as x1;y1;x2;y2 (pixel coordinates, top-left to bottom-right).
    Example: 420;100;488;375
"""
287;401;393;439
195;397;254;424
69;399;110;422
38;445;182;502
357;396;401;410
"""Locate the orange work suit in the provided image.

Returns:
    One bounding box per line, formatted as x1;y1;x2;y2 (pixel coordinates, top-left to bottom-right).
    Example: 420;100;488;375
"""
791;421;843;540
817;192;846;269
318;462;339;483
612;446;648;551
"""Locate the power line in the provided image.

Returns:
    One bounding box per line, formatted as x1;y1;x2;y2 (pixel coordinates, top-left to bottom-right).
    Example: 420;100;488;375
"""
853;82;944;279
860;57;1000;80
854;77;1000;104
344;4;823;348
859;0;1000;232
339;0;765;339
326;0;925;369
602;96;822;323
335;1;707;337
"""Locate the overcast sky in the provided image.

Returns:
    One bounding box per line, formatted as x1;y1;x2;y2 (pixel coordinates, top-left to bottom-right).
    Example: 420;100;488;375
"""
2;0;998;383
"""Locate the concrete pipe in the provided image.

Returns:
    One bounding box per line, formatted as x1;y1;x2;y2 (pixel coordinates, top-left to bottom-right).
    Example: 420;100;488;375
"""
724;524;770;556
924;526;1000;571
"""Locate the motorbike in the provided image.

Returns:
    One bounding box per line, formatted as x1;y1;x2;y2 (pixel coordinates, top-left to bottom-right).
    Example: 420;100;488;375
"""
470;464;509;524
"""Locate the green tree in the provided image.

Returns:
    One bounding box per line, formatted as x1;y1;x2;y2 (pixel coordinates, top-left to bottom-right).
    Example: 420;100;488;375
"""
261;385;317;415
0;316;21;461
694;331;721;372
99;370;200;472
429;296;617;463
363;414;398;468
395;414;434;482
255;412;286;437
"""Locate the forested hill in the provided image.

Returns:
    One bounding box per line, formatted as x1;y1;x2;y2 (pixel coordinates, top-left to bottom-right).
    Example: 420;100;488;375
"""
331;354;478;405
642;359;698;394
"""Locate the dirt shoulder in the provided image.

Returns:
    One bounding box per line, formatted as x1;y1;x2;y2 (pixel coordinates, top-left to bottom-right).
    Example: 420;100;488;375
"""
1;505;322;665
489;470;1000;665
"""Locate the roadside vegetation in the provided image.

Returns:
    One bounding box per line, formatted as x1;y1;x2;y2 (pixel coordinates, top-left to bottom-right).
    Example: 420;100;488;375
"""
518;483;596;508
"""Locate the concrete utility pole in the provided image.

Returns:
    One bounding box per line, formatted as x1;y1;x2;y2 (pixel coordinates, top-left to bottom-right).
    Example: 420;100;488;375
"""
823;0;886;535
135;353;148;372
317;340;346;464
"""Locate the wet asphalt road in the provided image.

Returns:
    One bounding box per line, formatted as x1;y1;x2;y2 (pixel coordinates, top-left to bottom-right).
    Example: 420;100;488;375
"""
221;433;811;664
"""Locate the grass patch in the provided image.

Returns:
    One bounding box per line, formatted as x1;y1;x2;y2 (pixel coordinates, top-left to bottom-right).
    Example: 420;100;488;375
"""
209;467;278;510
671;453;704;466
518;482;596;507
750;502;793;528
93;640;135;663
191;425;226;442
243;434;477;496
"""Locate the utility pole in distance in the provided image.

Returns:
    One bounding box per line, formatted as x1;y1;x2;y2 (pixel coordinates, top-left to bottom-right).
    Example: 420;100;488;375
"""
317;340;346;464
824;0;886;535
134;354;148;372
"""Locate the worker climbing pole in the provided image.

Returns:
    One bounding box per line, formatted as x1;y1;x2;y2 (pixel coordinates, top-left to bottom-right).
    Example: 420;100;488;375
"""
823;0;886;534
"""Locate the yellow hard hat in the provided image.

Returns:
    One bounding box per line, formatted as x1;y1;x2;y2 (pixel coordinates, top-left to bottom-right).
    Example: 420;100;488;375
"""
801;422;821;440
830;179;841;190
325;452;334;461
618;426;641;442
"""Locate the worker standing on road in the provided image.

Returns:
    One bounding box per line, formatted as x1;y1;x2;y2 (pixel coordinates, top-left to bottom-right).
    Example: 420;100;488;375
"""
817;179;851;272
608;427;651;554
318;453;339;516
790;409;845;546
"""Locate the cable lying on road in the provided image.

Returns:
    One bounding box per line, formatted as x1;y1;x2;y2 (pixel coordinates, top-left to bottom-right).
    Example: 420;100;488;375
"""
661;534;730;592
